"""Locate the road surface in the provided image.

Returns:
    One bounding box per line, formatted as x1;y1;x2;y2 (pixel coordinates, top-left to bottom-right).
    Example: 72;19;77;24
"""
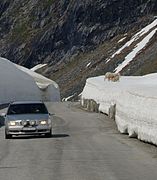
0;102;157;180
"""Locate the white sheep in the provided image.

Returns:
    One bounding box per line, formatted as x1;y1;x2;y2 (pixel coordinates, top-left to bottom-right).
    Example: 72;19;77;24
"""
105;72;120;82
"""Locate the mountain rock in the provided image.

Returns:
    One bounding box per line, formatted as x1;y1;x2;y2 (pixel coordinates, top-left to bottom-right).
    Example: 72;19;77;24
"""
0;0;157;99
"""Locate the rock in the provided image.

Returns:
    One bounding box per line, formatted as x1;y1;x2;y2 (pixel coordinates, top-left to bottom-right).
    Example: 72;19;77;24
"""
81;99;99;113
108;104;116;120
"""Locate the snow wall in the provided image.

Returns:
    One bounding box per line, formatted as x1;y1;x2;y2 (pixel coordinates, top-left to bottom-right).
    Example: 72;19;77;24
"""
81;74;157;145
0;57;60;104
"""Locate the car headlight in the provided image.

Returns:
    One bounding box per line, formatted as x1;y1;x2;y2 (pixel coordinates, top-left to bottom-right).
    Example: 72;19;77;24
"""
9;121;16;126
30;120;36;126
23;121;28;126
40;120;47;125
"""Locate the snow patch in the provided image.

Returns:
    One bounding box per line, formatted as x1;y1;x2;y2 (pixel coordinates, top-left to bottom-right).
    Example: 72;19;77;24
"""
62;94;76;101
118;37;127;43
31;64;47;71
86;62;91;68
115;27;157;73
106;19;157;64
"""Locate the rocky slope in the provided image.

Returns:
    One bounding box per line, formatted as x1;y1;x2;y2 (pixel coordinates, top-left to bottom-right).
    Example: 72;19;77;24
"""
0;0;157;99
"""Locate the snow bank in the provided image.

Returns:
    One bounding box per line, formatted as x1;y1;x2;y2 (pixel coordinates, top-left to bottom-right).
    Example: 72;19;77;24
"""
0;57;60;104
81;74;157;145
15;64;60;102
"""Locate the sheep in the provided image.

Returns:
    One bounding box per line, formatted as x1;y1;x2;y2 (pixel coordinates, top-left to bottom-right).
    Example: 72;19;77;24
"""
105;72;120;82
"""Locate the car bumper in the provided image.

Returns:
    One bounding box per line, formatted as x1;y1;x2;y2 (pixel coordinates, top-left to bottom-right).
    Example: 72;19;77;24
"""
6;126;51;135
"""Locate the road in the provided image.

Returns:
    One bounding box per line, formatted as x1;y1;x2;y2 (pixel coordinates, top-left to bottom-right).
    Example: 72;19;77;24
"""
0;102;157;180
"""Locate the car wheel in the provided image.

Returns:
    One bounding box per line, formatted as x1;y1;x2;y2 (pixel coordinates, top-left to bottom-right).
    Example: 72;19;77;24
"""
5;132;12;139
45;130;52;138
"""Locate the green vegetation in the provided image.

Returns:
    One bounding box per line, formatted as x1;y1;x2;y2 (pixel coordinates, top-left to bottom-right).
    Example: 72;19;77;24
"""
134;58;157;76
10;21;31;42
38;0;55;8
44;0;55;6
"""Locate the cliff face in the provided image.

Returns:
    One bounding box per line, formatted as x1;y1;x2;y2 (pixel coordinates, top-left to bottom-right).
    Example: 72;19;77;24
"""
0;0;157;98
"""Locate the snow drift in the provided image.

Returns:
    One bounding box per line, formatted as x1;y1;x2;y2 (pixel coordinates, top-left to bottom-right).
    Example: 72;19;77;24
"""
0;57;60;104
81;74;157;145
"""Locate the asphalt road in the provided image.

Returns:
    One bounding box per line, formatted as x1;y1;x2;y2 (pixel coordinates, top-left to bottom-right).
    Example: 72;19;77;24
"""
0;102;157;180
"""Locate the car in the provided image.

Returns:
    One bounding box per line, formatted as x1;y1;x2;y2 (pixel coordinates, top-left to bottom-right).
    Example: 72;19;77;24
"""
4;101;52;139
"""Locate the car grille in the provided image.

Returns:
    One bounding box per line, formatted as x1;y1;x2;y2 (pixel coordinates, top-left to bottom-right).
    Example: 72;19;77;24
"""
22;120;36;126
21;129;36;132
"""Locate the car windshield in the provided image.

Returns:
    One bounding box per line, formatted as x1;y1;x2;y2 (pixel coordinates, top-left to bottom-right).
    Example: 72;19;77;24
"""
7;103;48;115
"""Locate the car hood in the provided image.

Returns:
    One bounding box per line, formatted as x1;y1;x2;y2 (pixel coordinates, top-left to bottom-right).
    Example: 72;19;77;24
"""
6;114;49;121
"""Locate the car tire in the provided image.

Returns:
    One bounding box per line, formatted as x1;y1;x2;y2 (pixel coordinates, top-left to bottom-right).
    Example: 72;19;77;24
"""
5;132;12;139
45;130;52;138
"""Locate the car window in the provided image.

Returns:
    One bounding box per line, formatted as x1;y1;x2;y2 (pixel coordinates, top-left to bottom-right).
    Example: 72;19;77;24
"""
7;103;48;115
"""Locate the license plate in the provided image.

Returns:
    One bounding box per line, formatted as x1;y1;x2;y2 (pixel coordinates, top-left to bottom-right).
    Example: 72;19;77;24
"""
23;127;36;131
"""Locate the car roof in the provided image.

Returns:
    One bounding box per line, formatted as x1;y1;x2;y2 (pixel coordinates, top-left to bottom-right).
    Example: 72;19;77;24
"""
10;101;44;105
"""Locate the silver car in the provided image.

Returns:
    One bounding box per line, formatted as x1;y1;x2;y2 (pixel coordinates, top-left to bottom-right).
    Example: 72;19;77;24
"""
4;101;52;139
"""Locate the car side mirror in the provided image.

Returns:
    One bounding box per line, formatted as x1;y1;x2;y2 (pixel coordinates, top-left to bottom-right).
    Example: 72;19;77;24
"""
49;113;55;116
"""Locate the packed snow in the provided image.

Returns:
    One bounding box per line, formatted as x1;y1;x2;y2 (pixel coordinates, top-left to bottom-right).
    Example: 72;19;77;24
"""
0;57;60;104
15;64;60;102
81;73;157;145
15;64;59;89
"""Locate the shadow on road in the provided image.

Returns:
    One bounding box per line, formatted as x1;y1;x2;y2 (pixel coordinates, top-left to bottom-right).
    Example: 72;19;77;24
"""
12;134;70;140
0;103;9;127
51;134;70;138
0;116;5;127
